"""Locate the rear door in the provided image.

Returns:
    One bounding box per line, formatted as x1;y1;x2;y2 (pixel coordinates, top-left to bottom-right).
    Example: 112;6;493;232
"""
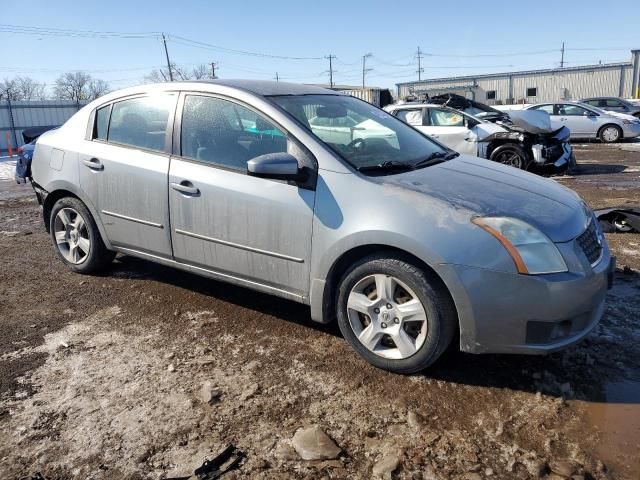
424;107;476;155
168;93;315;296
78;94;177;256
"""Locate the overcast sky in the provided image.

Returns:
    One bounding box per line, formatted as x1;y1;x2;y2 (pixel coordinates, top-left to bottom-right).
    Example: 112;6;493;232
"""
2;0;640;93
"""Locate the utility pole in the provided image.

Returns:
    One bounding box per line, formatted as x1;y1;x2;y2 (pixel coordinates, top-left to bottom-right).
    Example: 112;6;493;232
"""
274;72;280;82
560;41;565;68
210;62;217;79
162;33;174;81
362;53;372;89
326;54;336;88
416;46;424;81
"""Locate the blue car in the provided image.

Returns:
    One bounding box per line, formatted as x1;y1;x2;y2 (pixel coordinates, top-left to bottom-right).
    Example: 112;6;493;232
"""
15;140;36;184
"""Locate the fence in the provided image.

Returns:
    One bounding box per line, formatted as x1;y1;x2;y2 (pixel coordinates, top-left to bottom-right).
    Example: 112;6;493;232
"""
0;100;88;155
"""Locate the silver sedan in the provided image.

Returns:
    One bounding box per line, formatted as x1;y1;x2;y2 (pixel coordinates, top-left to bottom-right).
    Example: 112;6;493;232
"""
30;81;613;373
525;101;640;143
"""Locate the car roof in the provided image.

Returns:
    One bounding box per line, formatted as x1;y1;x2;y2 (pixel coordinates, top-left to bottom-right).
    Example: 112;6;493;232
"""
389;103;446;110
189;79;339;96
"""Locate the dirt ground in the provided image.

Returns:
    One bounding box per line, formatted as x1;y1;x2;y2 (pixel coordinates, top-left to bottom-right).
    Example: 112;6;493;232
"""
0;143;639;480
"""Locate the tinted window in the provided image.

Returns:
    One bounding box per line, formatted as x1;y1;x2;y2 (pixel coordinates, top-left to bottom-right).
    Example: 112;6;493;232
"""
532;104;555;114
526;87;537;97
486;90;496;100
558;104;588;116
181;95;287;171
583;100;599;107
108;95;174;152
605;99;623;107
94;105;110;140
428;108;465;127
395;109;424;126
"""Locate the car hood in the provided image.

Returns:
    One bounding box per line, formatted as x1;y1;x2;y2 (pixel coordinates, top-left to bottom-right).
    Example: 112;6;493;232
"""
380;155;589;242
603;110;638;121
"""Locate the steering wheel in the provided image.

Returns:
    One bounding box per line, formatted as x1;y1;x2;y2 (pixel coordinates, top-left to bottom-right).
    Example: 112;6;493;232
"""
348;137;367;153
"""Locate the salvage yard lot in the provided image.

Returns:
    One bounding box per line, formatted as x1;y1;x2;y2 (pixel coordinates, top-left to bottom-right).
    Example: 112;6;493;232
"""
1;143;639;479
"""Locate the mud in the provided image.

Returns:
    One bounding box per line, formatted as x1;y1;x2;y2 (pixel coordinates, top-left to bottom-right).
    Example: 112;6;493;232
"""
0;143;639;479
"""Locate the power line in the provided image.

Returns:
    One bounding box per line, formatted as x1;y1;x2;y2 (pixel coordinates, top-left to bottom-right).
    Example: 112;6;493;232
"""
0;24;160;38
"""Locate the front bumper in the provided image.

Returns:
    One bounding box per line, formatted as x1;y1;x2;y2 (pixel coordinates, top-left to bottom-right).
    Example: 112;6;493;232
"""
531;141;573;174
622;123;640;138
438;241;612;355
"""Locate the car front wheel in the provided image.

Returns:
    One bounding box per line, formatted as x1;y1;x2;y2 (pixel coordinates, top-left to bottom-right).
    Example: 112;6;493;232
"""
336;254;456;374
49;197;115;274
598;124;622;143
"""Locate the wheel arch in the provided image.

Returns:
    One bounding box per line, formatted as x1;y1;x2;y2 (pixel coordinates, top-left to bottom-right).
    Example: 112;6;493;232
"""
316;243;460;343
41;182;112;250
597;123;623;142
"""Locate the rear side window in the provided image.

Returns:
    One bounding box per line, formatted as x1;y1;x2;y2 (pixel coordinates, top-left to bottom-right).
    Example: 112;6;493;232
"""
94;105;110;140
108;95;175;152
532;104;555;114
395;109;424;126
181;95;287;171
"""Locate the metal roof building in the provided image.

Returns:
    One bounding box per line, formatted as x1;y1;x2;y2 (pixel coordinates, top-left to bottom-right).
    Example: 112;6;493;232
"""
396;49;640;105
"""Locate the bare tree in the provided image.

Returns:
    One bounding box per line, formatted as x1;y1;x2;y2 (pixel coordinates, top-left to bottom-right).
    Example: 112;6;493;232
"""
0;78;20;100
88;78;110;100
14;76;46;100
145;63;214;83
53;72;92;102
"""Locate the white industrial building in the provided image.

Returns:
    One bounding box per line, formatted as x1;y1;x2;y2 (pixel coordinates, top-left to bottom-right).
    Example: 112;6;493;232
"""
397;49;640;105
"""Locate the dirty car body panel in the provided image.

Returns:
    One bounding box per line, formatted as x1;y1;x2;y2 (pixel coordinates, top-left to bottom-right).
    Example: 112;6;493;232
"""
30;80;611;363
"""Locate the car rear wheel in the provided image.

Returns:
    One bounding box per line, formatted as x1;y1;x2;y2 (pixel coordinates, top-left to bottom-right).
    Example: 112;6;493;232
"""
489;144;528;169
336;253;456;374
50;197;115;274
598;124;622;143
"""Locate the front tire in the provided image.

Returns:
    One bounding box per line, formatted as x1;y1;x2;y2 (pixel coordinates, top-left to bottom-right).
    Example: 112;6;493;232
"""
598;124;622;143
489;143;529;169
49;197;115;274
336;253;456;374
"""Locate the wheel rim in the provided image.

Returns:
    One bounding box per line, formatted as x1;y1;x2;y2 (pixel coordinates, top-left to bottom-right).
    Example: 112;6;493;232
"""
54;207;90;264
347;274;428;360
602;127;619;142
495;150;523;168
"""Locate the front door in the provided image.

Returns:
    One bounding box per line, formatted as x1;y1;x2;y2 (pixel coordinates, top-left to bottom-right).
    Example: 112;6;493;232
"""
555;103;600;137
168;94;315;296
424;108;477;155
78;94;176;257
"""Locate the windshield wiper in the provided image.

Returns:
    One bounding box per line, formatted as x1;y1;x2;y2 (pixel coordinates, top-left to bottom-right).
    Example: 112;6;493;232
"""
356;160;415;173
412;151;459;169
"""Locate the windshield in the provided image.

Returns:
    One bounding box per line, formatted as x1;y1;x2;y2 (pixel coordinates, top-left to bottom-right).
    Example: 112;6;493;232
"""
269;94;447;170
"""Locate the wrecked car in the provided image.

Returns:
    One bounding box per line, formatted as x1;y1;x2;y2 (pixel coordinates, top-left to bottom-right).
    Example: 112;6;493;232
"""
30;80;613;374
595;207;640;233
385;95;573;173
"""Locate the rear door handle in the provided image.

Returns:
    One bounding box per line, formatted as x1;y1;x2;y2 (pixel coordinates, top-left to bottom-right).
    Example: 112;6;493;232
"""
82;157;103;170
170;180;200;196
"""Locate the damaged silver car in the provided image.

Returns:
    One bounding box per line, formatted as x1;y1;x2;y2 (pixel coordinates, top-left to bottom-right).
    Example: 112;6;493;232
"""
386;94;574;173
30;81;612;374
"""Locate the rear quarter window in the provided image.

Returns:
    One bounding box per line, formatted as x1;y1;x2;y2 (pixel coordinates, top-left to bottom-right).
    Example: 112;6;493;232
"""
94;105;111;140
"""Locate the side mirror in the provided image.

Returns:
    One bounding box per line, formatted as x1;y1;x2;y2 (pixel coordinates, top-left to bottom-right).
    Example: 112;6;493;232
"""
247;152;302;181
466;117;480;128
585;110;598;117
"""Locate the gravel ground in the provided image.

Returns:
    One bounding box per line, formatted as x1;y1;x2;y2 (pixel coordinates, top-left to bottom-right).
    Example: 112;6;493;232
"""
0;143;639;480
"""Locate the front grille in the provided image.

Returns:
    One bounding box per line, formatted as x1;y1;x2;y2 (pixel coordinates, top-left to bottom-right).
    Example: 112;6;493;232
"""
576;220;602;265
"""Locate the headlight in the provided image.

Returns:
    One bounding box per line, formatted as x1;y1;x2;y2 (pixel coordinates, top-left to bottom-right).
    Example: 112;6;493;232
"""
472;217;568;274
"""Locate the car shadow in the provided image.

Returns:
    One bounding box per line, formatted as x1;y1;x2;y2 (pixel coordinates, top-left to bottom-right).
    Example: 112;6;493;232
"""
573;163;627;175
107;255;640;406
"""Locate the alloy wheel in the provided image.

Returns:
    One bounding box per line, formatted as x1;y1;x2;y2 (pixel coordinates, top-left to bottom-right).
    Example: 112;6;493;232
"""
54;207;90;264
495;150;523;168
347;274;428;359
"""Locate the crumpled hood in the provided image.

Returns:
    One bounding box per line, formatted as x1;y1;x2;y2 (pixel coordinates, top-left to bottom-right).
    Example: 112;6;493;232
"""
381;155;589;242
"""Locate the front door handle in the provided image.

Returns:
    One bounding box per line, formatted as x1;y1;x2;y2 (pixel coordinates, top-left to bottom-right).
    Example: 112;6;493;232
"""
171;180;200;196
82;157;104;170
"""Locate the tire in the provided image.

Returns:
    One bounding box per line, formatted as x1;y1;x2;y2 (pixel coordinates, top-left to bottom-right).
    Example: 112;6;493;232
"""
49;197;115;274
598;124;622;143
489;143;529;170
336;253;456;374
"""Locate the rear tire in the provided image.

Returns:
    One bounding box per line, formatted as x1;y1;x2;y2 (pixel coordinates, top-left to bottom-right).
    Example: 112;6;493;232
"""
489;143;529;169
598;124;622;143
336;253;456;374
49;197;115;274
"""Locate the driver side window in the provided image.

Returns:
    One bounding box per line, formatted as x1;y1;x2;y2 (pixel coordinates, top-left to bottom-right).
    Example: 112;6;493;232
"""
181;95;287;171
396;109;424;126
558;104;588;116
428;108;465;127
